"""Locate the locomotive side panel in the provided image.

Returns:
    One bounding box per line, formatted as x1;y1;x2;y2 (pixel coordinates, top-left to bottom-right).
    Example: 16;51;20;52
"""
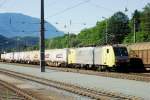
94;47;103;65
94;46;116;67
75;47;94;65
105;46;115;67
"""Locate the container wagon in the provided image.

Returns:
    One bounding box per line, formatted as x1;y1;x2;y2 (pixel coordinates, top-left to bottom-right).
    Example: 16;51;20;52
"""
45;49;68;67
127;42;150;71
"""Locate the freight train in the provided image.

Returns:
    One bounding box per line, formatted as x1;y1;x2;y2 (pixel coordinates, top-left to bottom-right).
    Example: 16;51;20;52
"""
0;45;129;71
126;42;150;71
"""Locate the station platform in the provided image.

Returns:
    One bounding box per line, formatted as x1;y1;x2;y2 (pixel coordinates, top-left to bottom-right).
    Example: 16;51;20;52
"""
0;63;149;99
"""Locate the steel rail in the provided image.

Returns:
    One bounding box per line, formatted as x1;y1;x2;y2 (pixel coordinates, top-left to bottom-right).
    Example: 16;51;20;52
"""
0;80;37;100
1;62;150;82
0;68;141;100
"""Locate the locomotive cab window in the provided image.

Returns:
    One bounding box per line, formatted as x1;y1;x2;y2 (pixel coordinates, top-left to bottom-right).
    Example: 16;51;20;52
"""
113;47;128;56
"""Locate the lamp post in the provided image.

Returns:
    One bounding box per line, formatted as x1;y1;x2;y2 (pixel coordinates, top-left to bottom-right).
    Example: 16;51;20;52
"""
68;20;72;48
133;18;136;43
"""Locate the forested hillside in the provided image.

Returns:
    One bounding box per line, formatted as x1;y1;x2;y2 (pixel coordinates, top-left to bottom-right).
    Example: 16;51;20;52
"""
45;3;150;49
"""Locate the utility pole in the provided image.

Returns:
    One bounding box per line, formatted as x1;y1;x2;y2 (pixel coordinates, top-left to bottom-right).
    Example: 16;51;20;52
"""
40;0;45;72
102;17;108;44
133;18;136;43
105;19;108;44
68;31;69;48
68;20;71;48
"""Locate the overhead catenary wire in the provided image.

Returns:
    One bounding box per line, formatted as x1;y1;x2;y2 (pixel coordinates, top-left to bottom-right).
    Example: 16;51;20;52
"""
89;2;115;13
46;0;90;18
46;0;60;7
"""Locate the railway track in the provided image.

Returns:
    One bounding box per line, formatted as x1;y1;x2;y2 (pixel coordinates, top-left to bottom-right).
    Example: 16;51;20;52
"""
0;69;91;100
46;66;150;82
0;80;37;100
2;62;150;82
0;68;140;100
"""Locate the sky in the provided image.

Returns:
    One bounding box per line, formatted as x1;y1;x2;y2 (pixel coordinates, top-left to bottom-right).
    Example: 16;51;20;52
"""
0;0;149;34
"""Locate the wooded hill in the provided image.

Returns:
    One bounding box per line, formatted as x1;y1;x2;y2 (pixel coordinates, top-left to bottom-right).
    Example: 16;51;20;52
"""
45;3;150;49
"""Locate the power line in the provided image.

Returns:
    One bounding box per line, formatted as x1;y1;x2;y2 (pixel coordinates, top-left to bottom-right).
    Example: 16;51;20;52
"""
46;0;60;7
46;0;90;18
89;2;115;12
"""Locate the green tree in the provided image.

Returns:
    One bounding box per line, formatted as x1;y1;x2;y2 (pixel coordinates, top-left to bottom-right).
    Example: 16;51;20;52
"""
141;3;150;33
124;31;150;43
77;20;106;46
130;10;141;33
108;11;130;44
124;3;150;43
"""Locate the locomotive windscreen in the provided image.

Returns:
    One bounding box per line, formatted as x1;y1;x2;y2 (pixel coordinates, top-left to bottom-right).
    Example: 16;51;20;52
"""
113;47;128;56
